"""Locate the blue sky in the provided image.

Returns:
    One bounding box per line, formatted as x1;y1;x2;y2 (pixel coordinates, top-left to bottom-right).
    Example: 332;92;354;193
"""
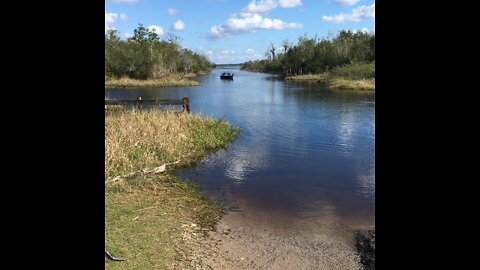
105;0;375;64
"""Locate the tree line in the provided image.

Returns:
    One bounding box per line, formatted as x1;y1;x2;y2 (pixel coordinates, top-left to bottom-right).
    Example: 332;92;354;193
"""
242;30;375;76
105;24;213;80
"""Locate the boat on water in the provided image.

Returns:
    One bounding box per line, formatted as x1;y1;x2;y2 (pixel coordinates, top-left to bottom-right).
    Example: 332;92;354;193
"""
220;72;234;80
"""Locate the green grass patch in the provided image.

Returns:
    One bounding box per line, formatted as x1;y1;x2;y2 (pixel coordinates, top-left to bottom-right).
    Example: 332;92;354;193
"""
105;110;238;269
332;62;375;80
106;174;224;269
105;105;124;112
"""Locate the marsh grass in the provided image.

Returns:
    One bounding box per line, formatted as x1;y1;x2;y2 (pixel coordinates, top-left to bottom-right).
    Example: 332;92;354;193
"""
105;110;238;179
285;73;329;81
285;62;375;91
329;78;375;90
105;105;124;112
105;76;199;88
332;62;375;80
105;110;238;269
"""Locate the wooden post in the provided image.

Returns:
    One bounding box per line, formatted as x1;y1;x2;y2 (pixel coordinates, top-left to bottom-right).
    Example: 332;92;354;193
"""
182;97;190;113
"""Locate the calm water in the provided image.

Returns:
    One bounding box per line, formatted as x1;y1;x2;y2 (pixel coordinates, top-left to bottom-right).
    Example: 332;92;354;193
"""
106;67;375;235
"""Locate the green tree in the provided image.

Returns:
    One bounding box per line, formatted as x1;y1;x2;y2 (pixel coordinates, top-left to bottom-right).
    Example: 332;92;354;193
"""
106;29;120;42
130;23;148;43
105;22;214;80
241;30;375;76
147;28;160;42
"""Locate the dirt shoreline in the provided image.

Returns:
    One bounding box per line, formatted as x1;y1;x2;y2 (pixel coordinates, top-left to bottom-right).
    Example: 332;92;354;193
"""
170;188;376;270
208;216;362;269
176;205;373;270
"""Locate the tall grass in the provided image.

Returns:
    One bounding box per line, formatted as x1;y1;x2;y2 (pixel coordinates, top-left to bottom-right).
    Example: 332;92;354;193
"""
332;62;375;80
105;110;238;179
105;110;238;269
285;62;375;91
105;76;199;88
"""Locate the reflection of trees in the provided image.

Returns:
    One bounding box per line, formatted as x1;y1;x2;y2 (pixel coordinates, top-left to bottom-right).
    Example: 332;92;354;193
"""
284;83;375;105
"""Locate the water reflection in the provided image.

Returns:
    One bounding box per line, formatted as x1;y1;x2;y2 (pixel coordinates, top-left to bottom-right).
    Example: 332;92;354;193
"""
225;138;272;182
106;67;375;231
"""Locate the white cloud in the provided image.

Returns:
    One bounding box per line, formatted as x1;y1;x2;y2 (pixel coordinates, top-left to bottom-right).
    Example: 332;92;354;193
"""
322;4;375;23
172;20;185;31
243;0;302;13
105;11;127;31
244;0;278;13
334;0;360;6
197;47;214;56
112;0;139;3
228;13;301;31
278;0;302;8
148;25;165;36
105;12;126;25
168;8;178;15
209;12;302;38
210;26;224;38
209;0;302;38
123;32;132;39
245;48;256;54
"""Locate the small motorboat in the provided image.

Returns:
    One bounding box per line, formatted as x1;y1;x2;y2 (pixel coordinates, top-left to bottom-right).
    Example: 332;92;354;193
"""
220;72;234;80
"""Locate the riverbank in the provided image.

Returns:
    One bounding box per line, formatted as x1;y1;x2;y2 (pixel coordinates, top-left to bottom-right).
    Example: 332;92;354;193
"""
285;73;375;91
105;110;238;269
200;211;365;270
105;75;199;88
285;62;375;91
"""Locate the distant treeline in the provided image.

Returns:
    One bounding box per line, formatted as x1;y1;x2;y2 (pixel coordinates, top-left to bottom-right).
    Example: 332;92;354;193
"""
105;24;214;80
242;30;375;76
214;63;243;67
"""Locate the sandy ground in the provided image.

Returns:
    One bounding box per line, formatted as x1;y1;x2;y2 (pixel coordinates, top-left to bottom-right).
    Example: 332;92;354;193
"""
197;210;365;270
172;191;373;270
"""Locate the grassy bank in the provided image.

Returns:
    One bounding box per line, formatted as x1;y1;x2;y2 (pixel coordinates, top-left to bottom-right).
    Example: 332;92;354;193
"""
105;75;199;88
286;74;375;91
285;62;375;91
105;110;238;269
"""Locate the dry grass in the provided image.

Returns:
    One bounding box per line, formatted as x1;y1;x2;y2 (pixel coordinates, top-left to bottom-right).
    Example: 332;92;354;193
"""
105;110;238;269
285;62;375;91
285;73;329;81
105;76;199;88
329;78;375;91
285;74;375;91
105;110;238;179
